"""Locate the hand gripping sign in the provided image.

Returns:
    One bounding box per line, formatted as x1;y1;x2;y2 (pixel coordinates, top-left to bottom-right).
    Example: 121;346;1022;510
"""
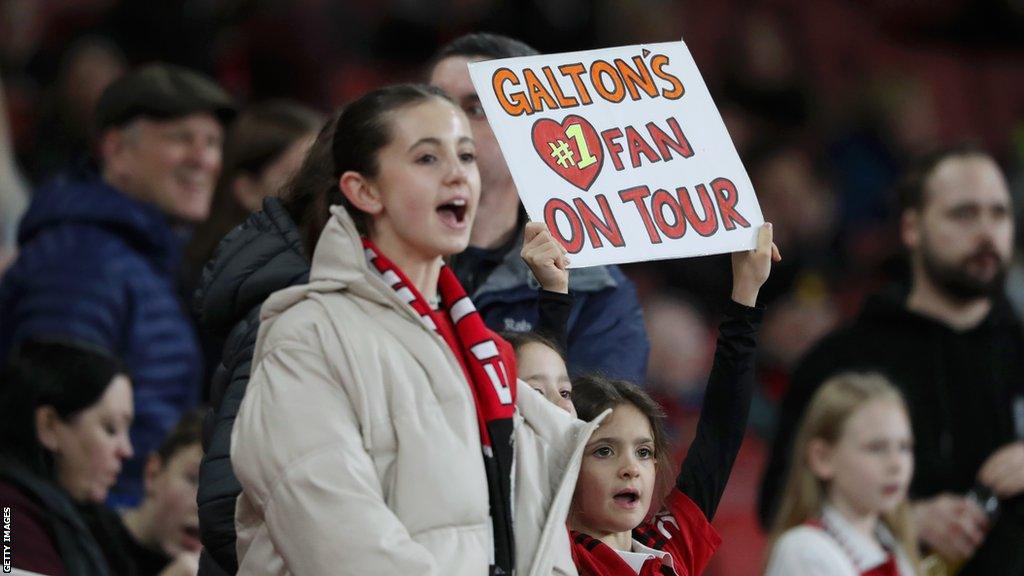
468;41;764;268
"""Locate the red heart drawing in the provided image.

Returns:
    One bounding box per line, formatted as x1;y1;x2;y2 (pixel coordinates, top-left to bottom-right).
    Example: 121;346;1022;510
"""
530;115;604;192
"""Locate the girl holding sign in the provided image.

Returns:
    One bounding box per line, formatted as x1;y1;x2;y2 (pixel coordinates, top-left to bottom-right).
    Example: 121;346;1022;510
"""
230;84;596;576
566;224;778;576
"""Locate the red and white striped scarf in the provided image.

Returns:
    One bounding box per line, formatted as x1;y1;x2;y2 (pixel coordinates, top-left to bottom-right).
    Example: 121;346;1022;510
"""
363;239;517;575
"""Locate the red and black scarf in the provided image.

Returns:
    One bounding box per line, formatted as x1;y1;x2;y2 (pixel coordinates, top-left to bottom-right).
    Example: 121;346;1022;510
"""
363;239;517;575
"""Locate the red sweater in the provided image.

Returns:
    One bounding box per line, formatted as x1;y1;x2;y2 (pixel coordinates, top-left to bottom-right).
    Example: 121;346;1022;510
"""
571;489;721;576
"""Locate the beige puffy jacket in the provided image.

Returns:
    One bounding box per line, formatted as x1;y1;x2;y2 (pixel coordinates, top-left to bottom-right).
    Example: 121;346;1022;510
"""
231;207;602;575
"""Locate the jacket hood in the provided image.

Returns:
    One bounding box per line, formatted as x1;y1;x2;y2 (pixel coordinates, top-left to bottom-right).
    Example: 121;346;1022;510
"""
258;205;414;324
194;197;309;336
513;381;609;576
18;174;179;273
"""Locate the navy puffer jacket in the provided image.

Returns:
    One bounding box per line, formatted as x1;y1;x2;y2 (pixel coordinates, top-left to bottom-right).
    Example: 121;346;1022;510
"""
0;174;202;506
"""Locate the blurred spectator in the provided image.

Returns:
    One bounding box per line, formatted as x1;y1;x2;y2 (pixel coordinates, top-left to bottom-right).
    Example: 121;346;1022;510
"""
719;9;814;138
764;373;919;575
0;0;44;69
504;331;577;417
745;141;839;304
644;295;714;403
759;144;1024;575
1004;134;1024;317
641;294;715;471
111;409;204;576
760;292;840;380
429;32;650;382
719;98;760;158
26;35;126;182
0;72;29;276
754;288;840;440
749;144;836;255
826;74;941;255
0;339;132;575
183;100;323;299
0;63;235;506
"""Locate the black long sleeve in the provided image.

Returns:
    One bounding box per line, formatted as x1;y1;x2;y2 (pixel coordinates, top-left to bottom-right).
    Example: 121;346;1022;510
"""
676;300;763;521
536;289;573;353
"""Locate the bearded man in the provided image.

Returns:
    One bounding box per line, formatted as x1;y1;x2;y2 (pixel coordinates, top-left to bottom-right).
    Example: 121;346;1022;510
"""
758;143;1024;576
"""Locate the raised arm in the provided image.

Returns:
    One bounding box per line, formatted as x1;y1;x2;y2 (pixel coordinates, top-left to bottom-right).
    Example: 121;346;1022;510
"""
522;221;573;351
676;224;778;519
520;222;649;382
675;300;762;519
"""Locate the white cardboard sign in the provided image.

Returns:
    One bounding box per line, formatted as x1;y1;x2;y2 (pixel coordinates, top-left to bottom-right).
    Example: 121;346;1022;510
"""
468;41;763;268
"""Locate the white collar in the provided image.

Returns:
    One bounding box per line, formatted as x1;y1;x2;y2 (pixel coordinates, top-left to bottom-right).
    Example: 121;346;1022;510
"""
820;505;899;571
614;538;675;574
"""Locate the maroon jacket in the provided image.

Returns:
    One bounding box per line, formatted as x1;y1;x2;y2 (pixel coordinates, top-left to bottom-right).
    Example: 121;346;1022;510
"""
0;479;67;575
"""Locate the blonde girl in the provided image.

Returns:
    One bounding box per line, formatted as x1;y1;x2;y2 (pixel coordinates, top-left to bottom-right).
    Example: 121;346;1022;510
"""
765;373;920;576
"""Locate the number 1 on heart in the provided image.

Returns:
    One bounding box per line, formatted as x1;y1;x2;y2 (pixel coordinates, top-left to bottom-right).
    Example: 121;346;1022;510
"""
565;123;597;169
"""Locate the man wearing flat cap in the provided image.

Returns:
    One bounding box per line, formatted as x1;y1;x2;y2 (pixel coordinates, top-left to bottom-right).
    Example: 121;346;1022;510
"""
0;63;235;505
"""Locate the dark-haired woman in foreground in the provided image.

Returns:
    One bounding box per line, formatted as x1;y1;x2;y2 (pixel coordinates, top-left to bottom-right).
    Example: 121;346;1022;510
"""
230;84;596;575
0;340;133;575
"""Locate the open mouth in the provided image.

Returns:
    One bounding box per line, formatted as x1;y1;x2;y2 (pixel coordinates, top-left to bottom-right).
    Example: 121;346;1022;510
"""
613;488;640;507
437;198;468;226
181;525;202;551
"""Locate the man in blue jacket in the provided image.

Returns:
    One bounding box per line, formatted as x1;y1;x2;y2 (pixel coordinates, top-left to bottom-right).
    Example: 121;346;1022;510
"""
0;63;235;506
429;33;650;382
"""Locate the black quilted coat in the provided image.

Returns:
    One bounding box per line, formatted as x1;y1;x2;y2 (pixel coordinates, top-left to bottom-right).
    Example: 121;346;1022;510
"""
192;197;309;575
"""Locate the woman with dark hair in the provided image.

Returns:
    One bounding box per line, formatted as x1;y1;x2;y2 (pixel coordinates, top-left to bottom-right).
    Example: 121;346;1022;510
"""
0;340;133;575
183;100;324;291
229;84;595;575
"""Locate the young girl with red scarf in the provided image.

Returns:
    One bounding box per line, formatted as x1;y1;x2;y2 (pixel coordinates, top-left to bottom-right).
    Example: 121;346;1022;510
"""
764;373;920;576
567;225;779;576
231;85;592;576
